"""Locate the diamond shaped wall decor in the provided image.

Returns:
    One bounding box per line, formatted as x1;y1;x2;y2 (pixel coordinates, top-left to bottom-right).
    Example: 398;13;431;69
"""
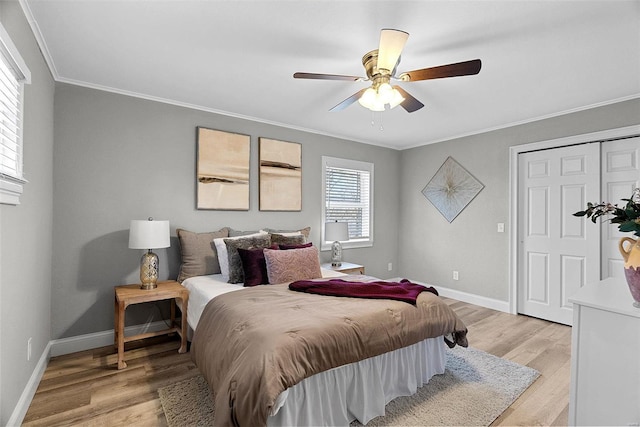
421;156;484;223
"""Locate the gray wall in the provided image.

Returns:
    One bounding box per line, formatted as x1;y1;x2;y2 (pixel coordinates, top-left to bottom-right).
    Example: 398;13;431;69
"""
3;2;639;420
0;2;55;425
52;83;401;339
398;98;640;302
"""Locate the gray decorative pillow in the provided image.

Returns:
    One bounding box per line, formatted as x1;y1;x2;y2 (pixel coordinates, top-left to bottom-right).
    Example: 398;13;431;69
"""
269;233;306;247
224;235;272;283
176;227;229;282
264;227;310;241
228;228;261;237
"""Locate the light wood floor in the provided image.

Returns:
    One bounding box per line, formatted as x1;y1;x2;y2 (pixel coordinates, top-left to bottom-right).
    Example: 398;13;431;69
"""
23;298;571;426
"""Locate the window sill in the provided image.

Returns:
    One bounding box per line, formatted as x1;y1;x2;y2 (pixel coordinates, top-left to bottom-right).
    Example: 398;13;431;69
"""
321;239;373;251
0;175;26;205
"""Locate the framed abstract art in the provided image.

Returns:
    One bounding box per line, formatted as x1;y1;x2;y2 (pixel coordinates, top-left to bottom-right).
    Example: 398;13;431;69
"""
422;156;484;222
259;138;302;211
196;127;250;210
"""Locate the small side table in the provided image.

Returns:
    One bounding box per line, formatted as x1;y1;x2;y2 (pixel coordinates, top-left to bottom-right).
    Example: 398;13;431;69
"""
321;262;365;275
114;280;188;369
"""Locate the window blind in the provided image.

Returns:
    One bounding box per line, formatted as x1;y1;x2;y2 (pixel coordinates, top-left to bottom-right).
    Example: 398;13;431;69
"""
325;166;371;239
0;49;23;180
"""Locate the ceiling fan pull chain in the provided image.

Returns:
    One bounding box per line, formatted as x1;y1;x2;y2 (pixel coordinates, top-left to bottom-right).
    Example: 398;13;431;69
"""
369;112;385;131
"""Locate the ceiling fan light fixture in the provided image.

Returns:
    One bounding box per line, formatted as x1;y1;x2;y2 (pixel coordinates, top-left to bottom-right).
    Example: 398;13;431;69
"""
358;87;377;108
388;88;405;109
358;83;405;111
371;101;386;112
377;83;394;103
358;88;385;111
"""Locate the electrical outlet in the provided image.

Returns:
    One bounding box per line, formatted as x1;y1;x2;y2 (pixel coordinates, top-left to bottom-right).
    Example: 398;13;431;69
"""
497;222;505;233
388;262;393;271
27;337;32;361
453;271;459;280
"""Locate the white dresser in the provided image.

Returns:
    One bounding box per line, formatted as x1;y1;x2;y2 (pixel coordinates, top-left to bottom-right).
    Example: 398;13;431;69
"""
568;277;640;426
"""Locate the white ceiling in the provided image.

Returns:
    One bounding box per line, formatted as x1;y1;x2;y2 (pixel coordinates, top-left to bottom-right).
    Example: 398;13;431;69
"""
21;0;640;150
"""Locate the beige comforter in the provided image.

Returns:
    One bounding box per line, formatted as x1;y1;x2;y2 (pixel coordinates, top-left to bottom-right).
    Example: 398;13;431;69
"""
191;278;468;426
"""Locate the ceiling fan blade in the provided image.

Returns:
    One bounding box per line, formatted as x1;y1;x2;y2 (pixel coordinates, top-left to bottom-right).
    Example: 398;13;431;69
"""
377;29;409;73
393;86;424;113
400;59;482;82
294;72;362;81
329;88;368;112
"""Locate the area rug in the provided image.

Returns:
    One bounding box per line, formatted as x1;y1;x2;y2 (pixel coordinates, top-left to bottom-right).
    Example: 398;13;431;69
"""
158;346;539;426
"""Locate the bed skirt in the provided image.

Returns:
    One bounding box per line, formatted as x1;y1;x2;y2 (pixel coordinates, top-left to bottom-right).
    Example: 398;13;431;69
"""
268;336;446;426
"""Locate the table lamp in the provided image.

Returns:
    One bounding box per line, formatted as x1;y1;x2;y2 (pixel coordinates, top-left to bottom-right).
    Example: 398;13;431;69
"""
129;218;170;289
325;221;349;267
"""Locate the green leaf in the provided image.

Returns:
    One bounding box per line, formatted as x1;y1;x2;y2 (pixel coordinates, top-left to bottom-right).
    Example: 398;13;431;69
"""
618;221;638;232
625;208;639;220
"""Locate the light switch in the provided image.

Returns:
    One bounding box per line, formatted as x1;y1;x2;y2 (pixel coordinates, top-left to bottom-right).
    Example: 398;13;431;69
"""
497;223;505;233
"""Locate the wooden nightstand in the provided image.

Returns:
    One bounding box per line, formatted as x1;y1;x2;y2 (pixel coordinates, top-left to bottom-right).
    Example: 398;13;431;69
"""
321;262;365;275
114;280;188;369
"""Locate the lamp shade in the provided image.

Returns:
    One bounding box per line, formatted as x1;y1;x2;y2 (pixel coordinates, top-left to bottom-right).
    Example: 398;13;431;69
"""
325;221;349;242
128;219;170;249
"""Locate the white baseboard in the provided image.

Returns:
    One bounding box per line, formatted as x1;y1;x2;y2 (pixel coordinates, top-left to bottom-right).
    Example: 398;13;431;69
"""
50;320;170;357
397;277;510;313
7;341;51;427
434;286;510;313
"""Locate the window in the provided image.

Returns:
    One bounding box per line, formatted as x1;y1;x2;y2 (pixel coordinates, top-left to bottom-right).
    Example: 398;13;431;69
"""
322;156;374;249
0;22;31;205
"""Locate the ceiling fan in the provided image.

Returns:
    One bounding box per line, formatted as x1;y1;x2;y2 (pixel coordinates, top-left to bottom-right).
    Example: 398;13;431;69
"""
293;29;481;113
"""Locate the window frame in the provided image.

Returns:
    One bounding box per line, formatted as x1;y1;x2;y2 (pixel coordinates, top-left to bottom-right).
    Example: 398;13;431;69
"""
0;22;31;205
321;156;374;251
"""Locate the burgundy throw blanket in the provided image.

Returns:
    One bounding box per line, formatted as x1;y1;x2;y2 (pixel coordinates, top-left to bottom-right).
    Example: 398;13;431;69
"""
289;278;438;305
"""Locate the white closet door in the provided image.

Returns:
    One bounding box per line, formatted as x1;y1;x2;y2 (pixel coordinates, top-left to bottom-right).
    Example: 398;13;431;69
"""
601;137;640;279
518;143;600;325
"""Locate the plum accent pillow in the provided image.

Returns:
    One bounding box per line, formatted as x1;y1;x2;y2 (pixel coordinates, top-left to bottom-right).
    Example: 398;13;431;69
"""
238;245;278;287
269;233;306;247
224;235;272;284
213;231;268;278
264;246;322;284
176;227;229;282
279;242;313;250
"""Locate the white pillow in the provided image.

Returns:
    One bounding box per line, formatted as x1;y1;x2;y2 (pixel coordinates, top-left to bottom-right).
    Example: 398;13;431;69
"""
214;231;268;278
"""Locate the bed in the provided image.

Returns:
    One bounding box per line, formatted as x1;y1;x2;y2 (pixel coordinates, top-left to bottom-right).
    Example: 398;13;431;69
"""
175;227;467;426
183;271;467;426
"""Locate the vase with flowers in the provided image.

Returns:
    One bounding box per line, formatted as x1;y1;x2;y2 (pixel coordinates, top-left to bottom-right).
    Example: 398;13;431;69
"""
574;188;640;307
